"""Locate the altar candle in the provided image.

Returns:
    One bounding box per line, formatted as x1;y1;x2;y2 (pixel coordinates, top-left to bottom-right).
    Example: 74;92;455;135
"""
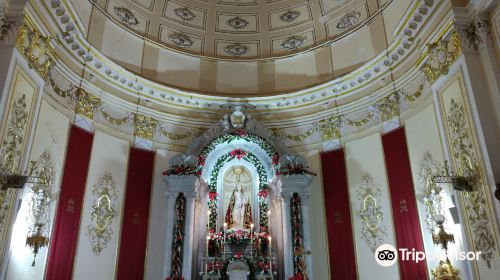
250;223;254;257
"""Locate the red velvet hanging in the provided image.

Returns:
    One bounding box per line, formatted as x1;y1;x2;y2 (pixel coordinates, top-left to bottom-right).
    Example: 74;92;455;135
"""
320;149;357;280
116;147;155;280
45;125;94;280
382;127;428;280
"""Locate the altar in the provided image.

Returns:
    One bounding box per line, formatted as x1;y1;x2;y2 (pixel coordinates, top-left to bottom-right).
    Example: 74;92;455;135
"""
163;108;314;280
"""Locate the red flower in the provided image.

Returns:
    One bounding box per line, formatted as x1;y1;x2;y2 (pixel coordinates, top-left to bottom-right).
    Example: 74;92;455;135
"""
234;252;243;259
272;153;280;165
198;156;206;166
230;148;247;160
196;170;202;176
208;191;218;201
289;273;305;280
258;189;268;199
233;129;248;136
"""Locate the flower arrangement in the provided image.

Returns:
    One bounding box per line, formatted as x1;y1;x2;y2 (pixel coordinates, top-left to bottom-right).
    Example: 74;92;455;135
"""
276;164;317;176
233;129;248;136
229;148;247;160
289;273;307;280
256;260;270;271
226;229;252;244
207;260;223;273
272;153;280;166
162;164;198;176
233;252;243;259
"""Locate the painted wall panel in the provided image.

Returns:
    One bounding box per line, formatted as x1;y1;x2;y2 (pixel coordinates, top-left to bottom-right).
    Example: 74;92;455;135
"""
6;100;70;280
345;133;400;280
72;131;129;280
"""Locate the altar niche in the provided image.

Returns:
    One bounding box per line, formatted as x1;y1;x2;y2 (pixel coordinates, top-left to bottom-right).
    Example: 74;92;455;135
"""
222;166;254;230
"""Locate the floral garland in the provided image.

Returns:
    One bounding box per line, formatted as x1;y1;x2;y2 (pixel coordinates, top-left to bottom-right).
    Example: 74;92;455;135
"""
205;148;270;231
170;193;186;279
290;193;307;278
198;130;276;159
277;164;317;177
163;164;199;177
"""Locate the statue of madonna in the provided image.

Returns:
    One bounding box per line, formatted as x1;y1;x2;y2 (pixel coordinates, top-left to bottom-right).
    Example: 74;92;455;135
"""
225;183;252;230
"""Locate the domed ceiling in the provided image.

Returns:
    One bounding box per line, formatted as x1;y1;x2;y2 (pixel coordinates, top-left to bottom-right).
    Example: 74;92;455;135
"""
90;0;380;59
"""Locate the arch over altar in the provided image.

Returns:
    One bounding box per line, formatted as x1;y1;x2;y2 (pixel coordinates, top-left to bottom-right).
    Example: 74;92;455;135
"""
163;107;315;280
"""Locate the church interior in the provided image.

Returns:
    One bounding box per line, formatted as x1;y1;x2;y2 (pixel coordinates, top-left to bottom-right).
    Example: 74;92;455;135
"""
0;0;499;279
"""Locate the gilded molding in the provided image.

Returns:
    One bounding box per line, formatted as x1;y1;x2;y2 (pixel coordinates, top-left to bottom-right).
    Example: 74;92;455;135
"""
318;115;344;141
447;98;496;268
99;108;130;126
420;31;461;84
271;125;317;142
15;24;54;79
75;88;101;120
374;91;400;121
86;172;118;255
0;94;28;173
133;114;158;140
356;175;388;252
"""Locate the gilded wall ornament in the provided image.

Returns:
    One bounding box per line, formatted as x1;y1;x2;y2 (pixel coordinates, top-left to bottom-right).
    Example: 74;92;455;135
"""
86;172;118;255
280;10;300;23
114;6;139;26
271;126;316;142
75;88;101;120
374;91;400;121
447;98;496;268
226;16;249;30
99;107;130;126
318;115;344;141
336;11;361;31
432;259;461;280
133;113;158;140
420;31;461;84
419;152;445;233
357;175;388;252
0;94;28;173
281;36;306;51
174;7;195;21
168;32;193;48
224;43;248;56
16;24;54;79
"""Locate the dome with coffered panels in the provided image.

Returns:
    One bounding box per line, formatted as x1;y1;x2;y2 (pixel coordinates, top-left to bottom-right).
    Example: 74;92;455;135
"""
34;0;434;97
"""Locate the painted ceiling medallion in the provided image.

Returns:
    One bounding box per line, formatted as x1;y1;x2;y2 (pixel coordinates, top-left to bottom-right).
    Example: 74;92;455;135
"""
168;32;193;48
280;10;300;23
336;11;361;31
224;43;248;56
226;16;249;30
280;35;306;51
174;7;195;21
114;6;139;26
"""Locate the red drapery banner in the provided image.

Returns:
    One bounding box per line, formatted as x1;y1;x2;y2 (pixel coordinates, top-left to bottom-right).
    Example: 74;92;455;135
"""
382;127;428;279
320;149;357;280
116;147;155;280
46;125;94;280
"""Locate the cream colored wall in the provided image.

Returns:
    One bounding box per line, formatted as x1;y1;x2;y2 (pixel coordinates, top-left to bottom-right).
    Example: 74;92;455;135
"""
345;133;400;280
299;149;330;279
145;148;176;280
404;104;469;279
5;100;70;280
72;131;130;280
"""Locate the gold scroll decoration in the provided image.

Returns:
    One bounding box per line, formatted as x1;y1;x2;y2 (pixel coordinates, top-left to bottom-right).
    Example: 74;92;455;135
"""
75;88;101;120
374;91;400;122
271;126;317;142
419;152;445;234
318;115;344;141
86;172;118;255
16;24;55;79
133;113;158;140
447;98;496;268
420;31;461;84
356;175;388;252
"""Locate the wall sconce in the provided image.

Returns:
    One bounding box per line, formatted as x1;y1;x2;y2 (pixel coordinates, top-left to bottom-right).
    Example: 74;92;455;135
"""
432;161;478;192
